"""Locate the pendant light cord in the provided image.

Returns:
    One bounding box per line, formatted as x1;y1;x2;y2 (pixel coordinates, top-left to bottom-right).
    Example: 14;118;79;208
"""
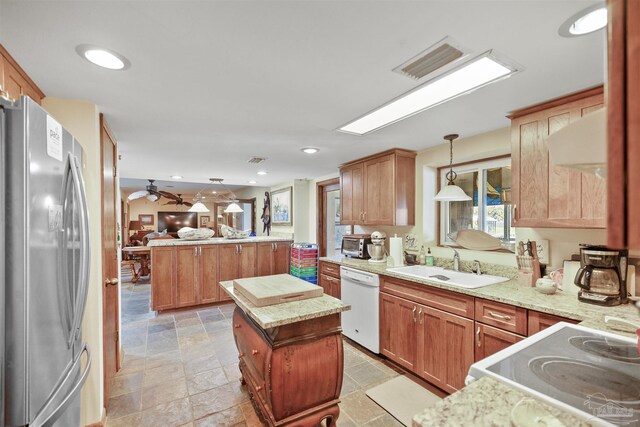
444;133;459;185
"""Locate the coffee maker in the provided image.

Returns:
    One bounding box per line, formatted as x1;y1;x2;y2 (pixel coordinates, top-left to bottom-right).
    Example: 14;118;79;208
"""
574;245;628;306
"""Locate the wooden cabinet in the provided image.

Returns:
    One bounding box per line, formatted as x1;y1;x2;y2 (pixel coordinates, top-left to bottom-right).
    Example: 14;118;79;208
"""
528;310;578;336
474;299;527;335
319;261;341;299
339;149;416;226
339;163;363;225
380;293;419;371
509;86;606;228
199;245;219;304
0;44;45;104
218;243;257;301
151;247;176;310
256;241;291;276
176;246;199;307
474;323;523;361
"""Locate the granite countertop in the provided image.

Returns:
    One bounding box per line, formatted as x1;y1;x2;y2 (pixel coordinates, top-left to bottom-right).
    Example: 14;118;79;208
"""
148;236;293;247
320;256;640;338
412;377;595;427
219;280;350;329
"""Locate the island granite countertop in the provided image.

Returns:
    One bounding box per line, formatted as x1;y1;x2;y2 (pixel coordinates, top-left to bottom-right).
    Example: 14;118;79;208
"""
148;236;293;247
219;280;350;329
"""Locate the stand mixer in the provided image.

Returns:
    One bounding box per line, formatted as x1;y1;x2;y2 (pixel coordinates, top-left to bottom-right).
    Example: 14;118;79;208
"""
367;231;387;263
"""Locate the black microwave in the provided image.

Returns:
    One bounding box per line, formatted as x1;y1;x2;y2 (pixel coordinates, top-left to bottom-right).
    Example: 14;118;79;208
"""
341;235;372;259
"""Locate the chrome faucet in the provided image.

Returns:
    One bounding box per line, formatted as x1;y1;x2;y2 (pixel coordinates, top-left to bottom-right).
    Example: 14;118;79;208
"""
452;248;460;272
472;260;482;275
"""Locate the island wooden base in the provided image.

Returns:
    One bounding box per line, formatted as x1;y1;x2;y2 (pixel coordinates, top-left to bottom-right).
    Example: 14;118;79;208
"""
232;307;344;427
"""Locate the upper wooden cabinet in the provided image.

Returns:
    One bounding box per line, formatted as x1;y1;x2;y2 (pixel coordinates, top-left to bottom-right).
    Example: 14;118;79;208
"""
339;149;416;226
509;86;606;228
0;44;45;104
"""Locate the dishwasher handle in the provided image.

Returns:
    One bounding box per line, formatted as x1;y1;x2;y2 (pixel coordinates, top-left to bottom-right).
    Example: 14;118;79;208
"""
341;277;380;288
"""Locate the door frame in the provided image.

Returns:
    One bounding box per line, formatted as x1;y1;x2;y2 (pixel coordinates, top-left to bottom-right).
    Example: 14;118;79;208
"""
316;178;341;257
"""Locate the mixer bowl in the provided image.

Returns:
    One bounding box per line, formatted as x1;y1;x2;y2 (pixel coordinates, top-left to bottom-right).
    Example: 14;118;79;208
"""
367;243;386;260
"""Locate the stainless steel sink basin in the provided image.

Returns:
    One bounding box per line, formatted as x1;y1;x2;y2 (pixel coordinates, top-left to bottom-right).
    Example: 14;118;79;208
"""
386;265;510;289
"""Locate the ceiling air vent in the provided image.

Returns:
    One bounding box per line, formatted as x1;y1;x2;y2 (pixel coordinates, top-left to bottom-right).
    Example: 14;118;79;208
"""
247;157;266;164
393;36;468;80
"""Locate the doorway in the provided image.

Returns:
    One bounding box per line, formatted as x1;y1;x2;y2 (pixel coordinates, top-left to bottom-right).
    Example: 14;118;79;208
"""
317;178;352;257
213;199;256;236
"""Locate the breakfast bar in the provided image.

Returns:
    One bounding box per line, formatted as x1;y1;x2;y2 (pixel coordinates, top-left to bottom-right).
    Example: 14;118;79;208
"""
219;276;351;427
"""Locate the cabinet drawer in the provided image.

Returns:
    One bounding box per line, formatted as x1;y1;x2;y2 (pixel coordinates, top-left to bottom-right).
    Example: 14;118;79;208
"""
528;310;578;336
233;309;269;380
475;299;527;335
320;262;341;278
381;277;474;318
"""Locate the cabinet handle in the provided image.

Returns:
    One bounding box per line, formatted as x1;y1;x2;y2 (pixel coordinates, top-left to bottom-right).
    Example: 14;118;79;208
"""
256;385;263;392
234;324;241;329
412;306;417;323
239;245;243;253
194;247;198;256
418;307;423;324
512;204;517;222
252;349;259;356
238;352;245;358
487;311;512;321
235;244;239;253
476;326;481;347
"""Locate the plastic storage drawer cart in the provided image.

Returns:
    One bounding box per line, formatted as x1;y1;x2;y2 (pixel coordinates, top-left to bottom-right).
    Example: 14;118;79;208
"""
290;243;318;284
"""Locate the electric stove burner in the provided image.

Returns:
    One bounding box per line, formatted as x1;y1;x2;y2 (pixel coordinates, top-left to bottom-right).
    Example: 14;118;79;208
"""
569;336;640;364
529;356;640;407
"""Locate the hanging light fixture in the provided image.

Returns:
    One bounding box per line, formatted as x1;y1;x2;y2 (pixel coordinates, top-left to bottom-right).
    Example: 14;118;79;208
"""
188;198;209;213
210;178;244;213
434;134;472;202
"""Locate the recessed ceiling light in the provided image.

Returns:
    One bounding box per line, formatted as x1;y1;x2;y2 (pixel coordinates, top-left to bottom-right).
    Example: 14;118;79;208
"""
559;4;607;37
75;44;131;70
337;51;519;135
301;147;319;154
257;171;268;176
170;175;183;179
211;190;217;194
248;180;257;184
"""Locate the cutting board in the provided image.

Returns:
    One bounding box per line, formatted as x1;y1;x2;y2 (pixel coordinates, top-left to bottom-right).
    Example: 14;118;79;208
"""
233;274;323;307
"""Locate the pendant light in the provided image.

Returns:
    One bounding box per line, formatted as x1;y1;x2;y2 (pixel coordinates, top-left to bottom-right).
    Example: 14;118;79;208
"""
210;178;244;213
189;198;210;213
224;201;244;213
434;134;472;202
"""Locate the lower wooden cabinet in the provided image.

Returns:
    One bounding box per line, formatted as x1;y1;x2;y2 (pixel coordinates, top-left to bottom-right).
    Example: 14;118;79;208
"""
218;243;257;301
527;310;578;335
256;241;291;276
380;292;473;392
199;245;219;304
176;246;199;307
474;323;524;361
151;247;176;310
319;273;341;299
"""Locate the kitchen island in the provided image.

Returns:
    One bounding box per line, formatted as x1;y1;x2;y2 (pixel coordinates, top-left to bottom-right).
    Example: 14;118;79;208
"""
147;236;292;310
219;278;350;427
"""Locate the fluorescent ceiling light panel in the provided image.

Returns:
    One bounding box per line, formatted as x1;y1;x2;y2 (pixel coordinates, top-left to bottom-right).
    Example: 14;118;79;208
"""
338;52;518;135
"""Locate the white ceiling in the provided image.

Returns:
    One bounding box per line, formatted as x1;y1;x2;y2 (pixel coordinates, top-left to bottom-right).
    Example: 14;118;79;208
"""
0;1;605;189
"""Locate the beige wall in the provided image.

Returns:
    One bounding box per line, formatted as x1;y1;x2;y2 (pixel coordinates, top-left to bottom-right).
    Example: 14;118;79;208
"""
270;179;311;241
233;186;271;236
308;128;608;269
42;98;104;426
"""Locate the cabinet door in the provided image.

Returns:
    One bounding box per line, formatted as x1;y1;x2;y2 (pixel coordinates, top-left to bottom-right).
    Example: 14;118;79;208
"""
199;245;219;304
273;242;291;275
379;293;418;371
256;242;274;276
151;247;176;310
441;312;475;393
363;154;394;225
175;246;199;307
474;323;523;361
218;244;239;301
340;163;364;224
319;273;333;295
329;277;341;299
238;243;257;278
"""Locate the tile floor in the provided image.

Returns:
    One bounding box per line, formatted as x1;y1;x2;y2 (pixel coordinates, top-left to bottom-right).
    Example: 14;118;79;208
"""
106;271;406;427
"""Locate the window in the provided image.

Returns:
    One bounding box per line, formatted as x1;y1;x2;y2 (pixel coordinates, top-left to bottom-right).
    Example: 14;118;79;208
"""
439;157;514;247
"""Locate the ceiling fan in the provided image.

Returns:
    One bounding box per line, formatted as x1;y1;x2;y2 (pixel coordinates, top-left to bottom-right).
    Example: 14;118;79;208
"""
162;193;193;207
127;179;164;202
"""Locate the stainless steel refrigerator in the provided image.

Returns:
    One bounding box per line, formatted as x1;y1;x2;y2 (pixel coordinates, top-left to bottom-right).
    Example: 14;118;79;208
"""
2;96;92;427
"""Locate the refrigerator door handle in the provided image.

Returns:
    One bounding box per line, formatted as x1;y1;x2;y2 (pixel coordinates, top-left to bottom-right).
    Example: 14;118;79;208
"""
67;154;91;346
59;155;75;344
30;344;91;427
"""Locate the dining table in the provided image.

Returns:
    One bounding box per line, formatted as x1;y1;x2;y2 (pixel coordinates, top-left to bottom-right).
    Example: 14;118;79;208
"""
122;246;151;283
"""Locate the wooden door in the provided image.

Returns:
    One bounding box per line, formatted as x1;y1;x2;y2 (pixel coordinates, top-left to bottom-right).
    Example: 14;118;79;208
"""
256;242;273;276
474;323;523;362
442;312;474;392
379;293;418;371
218;244;239;301
363;154;394;225
175;246;199;307
151;247;176;310
199;245;219;304
340;163;363;224
273;242;291;275
100;115;119;404
238;243;257;278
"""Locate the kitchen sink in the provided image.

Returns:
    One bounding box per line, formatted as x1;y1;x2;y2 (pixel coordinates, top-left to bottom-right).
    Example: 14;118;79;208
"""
386;265;510;289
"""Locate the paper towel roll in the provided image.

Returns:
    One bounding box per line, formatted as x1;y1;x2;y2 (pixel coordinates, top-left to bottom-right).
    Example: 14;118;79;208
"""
389;235;404;267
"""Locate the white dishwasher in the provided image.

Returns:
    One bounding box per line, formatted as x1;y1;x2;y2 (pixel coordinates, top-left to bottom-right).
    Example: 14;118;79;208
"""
340;266;380;353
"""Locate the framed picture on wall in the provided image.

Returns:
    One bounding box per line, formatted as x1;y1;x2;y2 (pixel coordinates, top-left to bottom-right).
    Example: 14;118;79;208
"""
139;214;154;226
271;187;292;226
200;216;210;227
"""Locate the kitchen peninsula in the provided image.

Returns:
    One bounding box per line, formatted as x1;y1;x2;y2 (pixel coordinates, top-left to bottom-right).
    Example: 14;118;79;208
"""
147;237;292;310
219;277;350;427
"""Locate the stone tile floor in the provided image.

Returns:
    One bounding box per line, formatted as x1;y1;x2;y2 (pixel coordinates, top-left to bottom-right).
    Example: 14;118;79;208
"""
106;271;406;427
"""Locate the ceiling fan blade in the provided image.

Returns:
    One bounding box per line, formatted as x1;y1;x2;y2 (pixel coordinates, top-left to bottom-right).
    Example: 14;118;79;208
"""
158;191;179;200
183;202;193;207
128;190;149;200
163;201;178;205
